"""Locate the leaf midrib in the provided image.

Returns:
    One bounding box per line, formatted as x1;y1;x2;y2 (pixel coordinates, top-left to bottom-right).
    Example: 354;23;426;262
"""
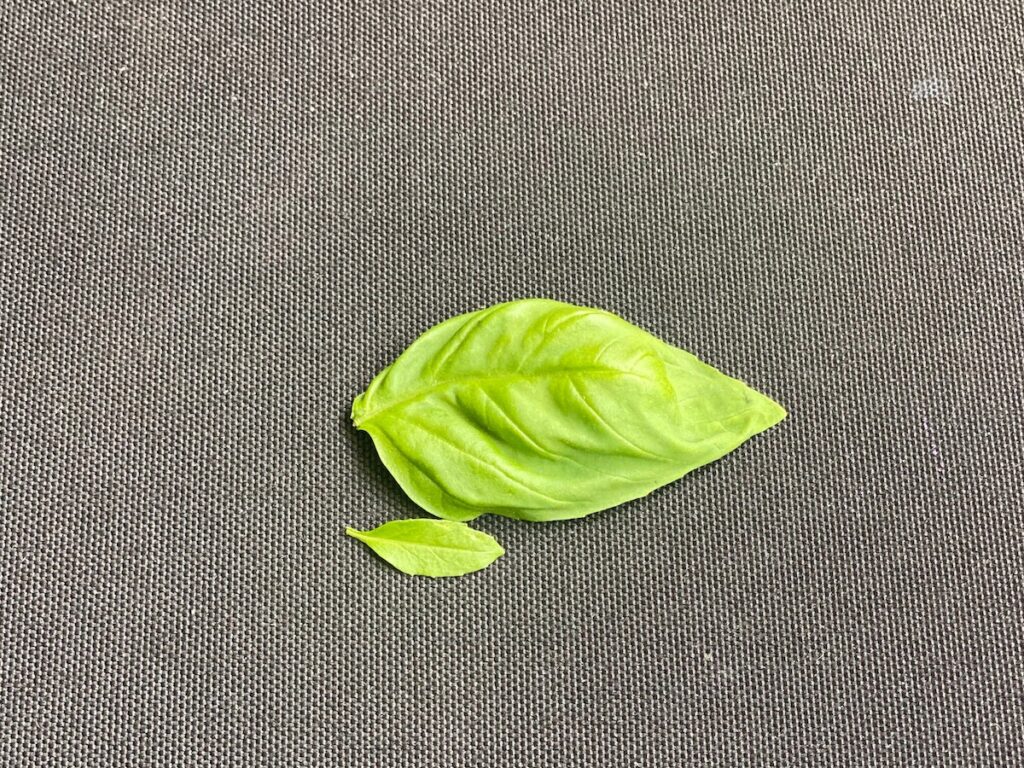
354;366;650;427
348;529;497;555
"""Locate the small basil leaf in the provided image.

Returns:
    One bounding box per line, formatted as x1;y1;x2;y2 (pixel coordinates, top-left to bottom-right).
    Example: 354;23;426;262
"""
346;519;505;577
352;299;786;522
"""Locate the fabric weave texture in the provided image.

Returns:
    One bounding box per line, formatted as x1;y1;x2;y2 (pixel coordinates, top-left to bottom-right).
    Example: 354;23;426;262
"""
1;2;1022;766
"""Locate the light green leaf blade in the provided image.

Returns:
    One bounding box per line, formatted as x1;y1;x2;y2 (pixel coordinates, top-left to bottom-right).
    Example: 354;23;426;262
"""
352;298;786;522
346;519;505;577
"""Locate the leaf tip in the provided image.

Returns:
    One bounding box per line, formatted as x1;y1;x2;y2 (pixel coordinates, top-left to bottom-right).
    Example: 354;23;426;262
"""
746;385;787;431
766;396;788;426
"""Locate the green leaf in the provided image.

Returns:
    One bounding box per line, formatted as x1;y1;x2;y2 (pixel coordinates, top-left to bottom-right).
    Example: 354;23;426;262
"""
346;519;505;577
352;299;786;523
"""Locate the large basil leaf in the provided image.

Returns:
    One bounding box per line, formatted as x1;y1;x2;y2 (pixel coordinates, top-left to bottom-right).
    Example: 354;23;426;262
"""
346;519;504;577
352;299;786;522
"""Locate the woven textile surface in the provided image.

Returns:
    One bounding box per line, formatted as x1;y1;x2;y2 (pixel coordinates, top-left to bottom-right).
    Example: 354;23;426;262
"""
2;2;1022;765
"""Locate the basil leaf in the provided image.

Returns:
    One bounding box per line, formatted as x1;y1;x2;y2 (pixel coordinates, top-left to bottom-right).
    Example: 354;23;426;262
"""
346;519;505;577
352;299;786;523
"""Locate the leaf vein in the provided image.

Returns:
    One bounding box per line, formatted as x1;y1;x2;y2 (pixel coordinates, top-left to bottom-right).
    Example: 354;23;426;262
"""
564;376;667;461
356;367;650;426
474;387;641;484
401;418;570;506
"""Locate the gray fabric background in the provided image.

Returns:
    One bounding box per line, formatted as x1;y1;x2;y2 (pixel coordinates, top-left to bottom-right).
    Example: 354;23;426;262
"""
2;2;1022;766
